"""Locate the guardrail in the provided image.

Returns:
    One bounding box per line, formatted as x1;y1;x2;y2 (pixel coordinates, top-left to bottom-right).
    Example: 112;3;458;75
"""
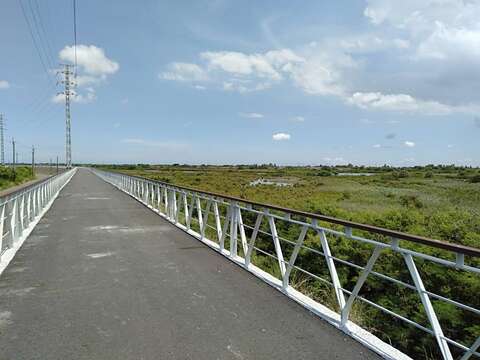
0;168;77;274
94;169;480;360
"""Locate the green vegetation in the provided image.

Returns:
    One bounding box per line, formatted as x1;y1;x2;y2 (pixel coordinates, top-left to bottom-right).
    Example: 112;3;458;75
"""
96;163;480;359
0;166;35;192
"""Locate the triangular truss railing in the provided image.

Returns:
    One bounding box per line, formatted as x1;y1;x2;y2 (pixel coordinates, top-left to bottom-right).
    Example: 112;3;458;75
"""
95;169;480;360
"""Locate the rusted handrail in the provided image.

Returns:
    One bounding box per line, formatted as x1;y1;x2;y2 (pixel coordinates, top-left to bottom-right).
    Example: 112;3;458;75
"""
119;171;480;258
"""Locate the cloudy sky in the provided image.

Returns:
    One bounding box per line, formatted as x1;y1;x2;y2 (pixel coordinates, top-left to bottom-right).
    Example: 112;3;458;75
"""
1;0;479;165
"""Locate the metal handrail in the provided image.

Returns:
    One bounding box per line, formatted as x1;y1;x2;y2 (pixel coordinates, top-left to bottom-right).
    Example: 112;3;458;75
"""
109;171;480;257
94;169;480;360
0;168;76;262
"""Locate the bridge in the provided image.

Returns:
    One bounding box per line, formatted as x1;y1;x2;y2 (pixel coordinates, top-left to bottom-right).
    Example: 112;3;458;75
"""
0;168;479;359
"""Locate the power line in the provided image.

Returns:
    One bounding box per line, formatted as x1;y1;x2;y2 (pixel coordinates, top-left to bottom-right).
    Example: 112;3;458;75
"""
18;0;56;89
73;0;78;78
27;0;55;69
31;0;57;68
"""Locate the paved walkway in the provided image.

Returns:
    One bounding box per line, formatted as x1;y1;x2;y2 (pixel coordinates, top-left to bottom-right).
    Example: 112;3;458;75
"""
0;169;380;360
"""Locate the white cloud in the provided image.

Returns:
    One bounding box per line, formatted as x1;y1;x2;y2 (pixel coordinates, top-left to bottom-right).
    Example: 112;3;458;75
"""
272;132;291;141
373;144;382;148
223;80;271;93
288;50;356;96
159;0;480;114
416;22;480;61
290;116;305;122
161;48;304;93
393;39;410;49
347;92;453;115
239;112;264;119
60;45;119;76
201;51;281;80
364;0;480;31
0;80;9;89
51;88;96;104
54;45;118;105
160;62;208;82
404;141;416;148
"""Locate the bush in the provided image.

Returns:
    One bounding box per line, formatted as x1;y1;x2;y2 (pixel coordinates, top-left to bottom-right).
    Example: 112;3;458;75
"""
470;175;480;183
316;170;333;177
400;195;424;209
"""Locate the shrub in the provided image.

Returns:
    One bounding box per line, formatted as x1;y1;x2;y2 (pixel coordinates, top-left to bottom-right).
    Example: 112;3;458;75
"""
400;195;424;209
316;170;333;177
470;175;480;183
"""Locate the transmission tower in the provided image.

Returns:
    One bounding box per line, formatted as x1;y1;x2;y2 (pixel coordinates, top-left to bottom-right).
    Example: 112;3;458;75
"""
0;114;4;166
58;64;75;169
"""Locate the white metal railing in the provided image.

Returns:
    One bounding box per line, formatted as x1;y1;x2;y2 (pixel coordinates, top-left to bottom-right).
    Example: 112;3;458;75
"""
0;168;77;272
94;169;480;360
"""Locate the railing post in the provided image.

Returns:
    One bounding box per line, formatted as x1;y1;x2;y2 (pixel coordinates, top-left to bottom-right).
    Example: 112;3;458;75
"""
26;191;32;223
212;201;222;243
196;197;203;232
267;211;286;277
282;224;308;289
404;254;453;360
200;199;211;240
236;208;247;256
171;189;178;221
230;202;238;257
145;182;149;205
18;194;25;234
245;212;264;268
150;183;155;206
163;187;168;216
341;245;382;325
9;199;18;245
317;225;346;311
220;204;232;252
32;187;37;217
0;204;5;257
461;336;480;360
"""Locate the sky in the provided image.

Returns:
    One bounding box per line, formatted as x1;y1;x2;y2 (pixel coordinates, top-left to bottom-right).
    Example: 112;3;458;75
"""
0;0;479;166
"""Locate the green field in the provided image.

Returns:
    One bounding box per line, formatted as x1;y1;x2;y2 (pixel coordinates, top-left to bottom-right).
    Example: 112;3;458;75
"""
97;163;480;359
102;164;480;248
0;166;35;193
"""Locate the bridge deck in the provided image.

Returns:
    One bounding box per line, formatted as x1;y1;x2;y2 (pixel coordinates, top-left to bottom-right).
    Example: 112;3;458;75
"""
0;169;380;360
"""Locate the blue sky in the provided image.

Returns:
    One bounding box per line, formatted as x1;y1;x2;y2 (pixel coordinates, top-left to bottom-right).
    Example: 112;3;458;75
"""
1;0;479;165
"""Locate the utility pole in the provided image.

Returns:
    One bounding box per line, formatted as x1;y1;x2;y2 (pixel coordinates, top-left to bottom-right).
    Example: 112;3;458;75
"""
31;146;35;176
58;64;75;169
56;156;59;174
12;138;15;179
0;114;4;166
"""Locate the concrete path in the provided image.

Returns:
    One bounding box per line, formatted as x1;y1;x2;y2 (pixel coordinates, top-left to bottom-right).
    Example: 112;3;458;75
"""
0;169;380;360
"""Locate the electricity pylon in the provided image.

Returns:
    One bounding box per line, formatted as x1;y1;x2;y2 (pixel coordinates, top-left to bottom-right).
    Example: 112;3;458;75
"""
0;114;4;166
58;64;75;169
